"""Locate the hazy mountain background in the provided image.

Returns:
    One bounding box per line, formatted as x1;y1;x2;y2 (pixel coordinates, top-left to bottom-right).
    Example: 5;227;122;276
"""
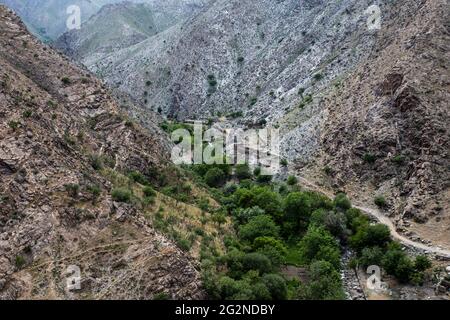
0;0;209;41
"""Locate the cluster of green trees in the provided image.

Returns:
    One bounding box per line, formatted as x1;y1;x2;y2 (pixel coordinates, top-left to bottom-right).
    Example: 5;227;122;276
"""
195;163;431;300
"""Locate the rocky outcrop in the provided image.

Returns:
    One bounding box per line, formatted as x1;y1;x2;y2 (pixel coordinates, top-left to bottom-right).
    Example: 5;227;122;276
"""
0;6;203;300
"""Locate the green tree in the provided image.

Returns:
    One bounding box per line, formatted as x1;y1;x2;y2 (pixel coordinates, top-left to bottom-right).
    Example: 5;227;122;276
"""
242;252;272;274
204;167;226;187
333;193;351;210
298;226;341;269
358;246;384;268
253;237;288;267
262;274;288;300
235;164;252;180
350;224;391;251
284;192;312;230
414;255;432;272
300;260;345;300
239;215;280;242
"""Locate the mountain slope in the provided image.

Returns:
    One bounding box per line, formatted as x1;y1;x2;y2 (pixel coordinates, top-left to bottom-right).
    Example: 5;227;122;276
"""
0;5;204;299
58;0;450;249
55;0;208;67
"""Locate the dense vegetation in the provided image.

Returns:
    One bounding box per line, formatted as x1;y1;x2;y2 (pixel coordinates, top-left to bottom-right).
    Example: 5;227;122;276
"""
178;161;432;300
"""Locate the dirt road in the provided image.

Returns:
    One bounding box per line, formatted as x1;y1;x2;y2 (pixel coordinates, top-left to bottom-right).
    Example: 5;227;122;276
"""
297;177;450;258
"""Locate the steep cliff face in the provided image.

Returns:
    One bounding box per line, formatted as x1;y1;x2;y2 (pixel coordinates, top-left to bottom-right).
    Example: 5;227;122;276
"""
59;0;377;121
0;6;203;299
309;0;450;247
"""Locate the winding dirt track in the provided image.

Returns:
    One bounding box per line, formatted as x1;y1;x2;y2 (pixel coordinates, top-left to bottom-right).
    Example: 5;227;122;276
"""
297;177;450;259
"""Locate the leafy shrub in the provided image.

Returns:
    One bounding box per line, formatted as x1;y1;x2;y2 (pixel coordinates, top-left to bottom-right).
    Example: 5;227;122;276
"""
392;154;406;165
333;193;351;210
233;206;265;224
15;255;26;269
363;153;376;164
143;186;156;198
61;77;71;85
350;224;391;252
242;252;272;274
253;237;288;267
286;175;298;186
280;159;288;166
128;171;149;185
284;192;312;228
358;246;384;268
262;273;288;300
299;260;345;300
8;121;19;131
235;164;252;180
414;255;432;272
239;215;280;242
374;196;387;208
256;174;272;184
298;226;341;269
204;167;226;187
111;188;132;203
65;184;80;198
22;110;32;118
86;185;101;201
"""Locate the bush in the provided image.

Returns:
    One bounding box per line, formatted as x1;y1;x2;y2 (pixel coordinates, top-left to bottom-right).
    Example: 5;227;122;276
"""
333;193;351;210
298;226;341;269
253;237;288;267
280;159;288;167
64;184;80;198
233;206;265;224
235;164;252;180
284;192;312;228
242;252;272;274
350;224;391;252
363;153;376;164
204;168;225;187
286;175;298;186
392;155;406;165
111;188;132;203
22;110;32;118
86;185;101;201
253;167;261;176
143;186;156;198
262;274;288;300
239;215;280;242
61;77;71;85
414;255;432;272
300;260;345;300
256;174;272;184
89;154;103;171
8;121;19;131
374;196;387;208
382;243;414;283
15;255;26;269
128;171;149;185
358;246;384;268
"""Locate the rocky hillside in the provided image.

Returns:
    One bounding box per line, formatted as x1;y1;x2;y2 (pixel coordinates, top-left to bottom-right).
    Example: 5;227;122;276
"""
0;0;125;40
56;0;449;250
55;0;209;67
0;6;205;299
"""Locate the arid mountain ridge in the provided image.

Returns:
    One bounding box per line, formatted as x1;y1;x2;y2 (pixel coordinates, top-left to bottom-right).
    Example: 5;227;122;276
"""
0;5;206;299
